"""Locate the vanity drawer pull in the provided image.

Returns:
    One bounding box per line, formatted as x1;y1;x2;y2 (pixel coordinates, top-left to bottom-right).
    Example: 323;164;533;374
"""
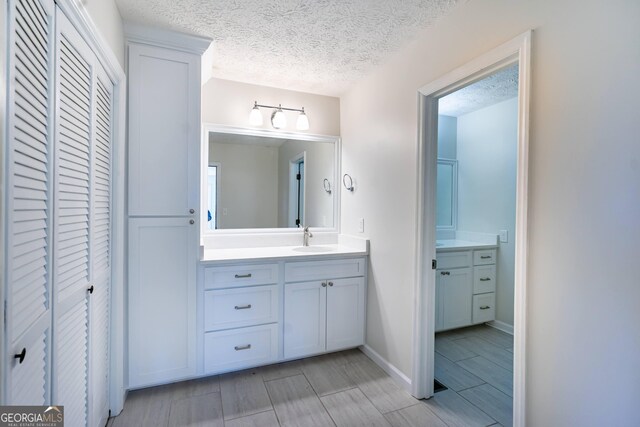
480;255;492;259
234;273;252;279
321;282;327;287
440;271;450;276
234;304;252;310
234;344;251;351
480;277;491;281
328;282;334;287
480;305;491;310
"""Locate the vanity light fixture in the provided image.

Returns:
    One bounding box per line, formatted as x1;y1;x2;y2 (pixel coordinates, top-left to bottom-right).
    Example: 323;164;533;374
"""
249;101;310;130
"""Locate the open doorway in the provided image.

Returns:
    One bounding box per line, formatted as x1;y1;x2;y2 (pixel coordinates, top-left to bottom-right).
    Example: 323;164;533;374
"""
412;32;531;427
288;153;306;227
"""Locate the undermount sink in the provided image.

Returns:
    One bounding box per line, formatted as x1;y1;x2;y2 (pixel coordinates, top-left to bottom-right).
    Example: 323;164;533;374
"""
292;246;335;253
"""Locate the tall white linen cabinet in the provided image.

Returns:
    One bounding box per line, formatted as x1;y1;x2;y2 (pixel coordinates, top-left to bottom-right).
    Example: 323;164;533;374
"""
1;0;122;426
125;26;211;389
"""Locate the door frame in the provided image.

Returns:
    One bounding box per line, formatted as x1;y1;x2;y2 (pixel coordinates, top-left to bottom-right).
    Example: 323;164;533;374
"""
411;31;531;427
207;162;221;229
288;152;306;227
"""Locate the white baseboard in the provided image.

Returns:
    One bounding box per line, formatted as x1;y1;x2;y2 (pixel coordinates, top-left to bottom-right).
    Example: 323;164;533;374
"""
360;345;412;393
487;320;514;335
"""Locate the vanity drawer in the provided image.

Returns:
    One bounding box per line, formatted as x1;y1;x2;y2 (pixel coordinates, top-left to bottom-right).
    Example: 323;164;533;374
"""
473;265;496;294
474;249;496;265
472;293;496;324
204;324;278;374
436;251;472;269
284;258;365;283
204;285;279;331
204;263;279;290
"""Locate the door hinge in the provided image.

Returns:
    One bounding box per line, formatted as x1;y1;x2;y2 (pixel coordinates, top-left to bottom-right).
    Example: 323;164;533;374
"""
296;173;301;180
432;259;437;270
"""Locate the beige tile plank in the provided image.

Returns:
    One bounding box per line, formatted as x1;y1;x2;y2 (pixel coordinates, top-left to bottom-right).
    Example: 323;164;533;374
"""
342;359;418;414
435;353;485;392
301;354;356;396
320;388;391;427
436;335;478;361
259;360;304;382
384;403;448;427
265;374;335;427
423;389;496;427
457;356;513;397
168;392;224;427
220;369;273;420
224;410;280;427
459;384;513;427
455;336;513;371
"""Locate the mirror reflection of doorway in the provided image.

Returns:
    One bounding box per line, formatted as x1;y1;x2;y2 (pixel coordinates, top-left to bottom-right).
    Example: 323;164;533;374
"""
207;163;220;229
289;154;305;227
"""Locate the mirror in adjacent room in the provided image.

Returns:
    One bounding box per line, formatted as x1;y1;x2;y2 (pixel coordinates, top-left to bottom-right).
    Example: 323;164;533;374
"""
436;158;457;229
205;130;337;230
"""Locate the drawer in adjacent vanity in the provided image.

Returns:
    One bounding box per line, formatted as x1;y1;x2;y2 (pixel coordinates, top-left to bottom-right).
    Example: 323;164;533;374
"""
436;251;472;269
204;324;278;373
473;265;496;294
473;293;496;324
204;285;279;331
204;263;279;289
473;249;496;265
284;258;365;282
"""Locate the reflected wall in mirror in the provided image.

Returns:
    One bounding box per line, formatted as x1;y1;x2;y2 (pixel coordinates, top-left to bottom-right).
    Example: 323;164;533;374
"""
436;158;457;229
206;130;337;230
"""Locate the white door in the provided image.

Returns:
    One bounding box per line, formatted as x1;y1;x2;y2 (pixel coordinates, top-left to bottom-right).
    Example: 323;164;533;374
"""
435;274;444;332
128;217;197;387
326;277;365;351
127;44;200;217
441;268;473;330
284;281;326;358
52;9;94;425
88;65;114;427
4;0;55;405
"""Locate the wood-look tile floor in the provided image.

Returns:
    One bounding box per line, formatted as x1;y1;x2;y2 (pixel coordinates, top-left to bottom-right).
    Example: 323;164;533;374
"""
108;326;511;427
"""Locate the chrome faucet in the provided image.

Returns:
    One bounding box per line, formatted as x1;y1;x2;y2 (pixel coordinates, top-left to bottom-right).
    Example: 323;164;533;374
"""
303;226;313;246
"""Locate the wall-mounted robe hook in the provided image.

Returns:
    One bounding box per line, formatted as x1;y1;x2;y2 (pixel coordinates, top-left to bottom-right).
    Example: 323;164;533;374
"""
343;174;354;192
323;178;332;194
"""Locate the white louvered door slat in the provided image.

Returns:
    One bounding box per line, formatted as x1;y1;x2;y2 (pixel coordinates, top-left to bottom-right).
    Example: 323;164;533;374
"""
89;65;113;427
5;0;55;406
52;9;93;426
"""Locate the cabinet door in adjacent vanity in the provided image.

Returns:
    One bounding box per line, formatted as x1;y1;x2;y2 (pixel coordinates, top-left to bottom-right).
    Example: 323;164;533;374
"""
438;268;473;330
326;278;366;352
284;281;327;359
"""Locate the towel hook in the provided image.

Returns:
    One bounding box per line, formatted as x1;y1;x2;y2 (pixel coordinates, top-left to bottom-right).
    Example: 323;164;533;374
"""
343;174;354;192
323;178;332;194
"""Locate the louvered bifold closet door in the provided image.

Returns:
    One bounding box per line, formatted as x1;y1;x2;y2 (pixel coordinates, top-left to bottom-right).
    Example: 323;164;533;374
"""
88;65;114;427
4;0;55;406
52;9;94;426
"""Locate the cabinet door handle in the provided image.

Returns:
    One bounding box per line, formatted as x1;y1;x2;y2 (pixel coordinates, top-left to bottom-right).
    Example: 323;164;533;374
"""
480;255;492;259
328;282;334;287
234;273;252;279
321;282;327;287
234;304;252;310
480;278;491;281
234;344;251;351
480;305;491;310
189;219;195;225
14;348;26;364
440;271;450;276
189;208;195;214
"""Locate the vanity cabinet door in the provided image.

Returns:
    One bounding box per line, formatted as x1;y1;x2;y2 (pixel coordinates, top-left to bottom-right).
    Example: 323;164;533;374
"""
439;268;473;330
284;281;327;359
326;278;365;352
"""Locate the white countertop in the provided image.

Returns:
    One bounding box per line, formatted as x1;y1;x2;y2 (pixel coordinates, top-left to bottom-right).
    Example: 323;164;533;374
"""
436;239;498;251
202;244;368;262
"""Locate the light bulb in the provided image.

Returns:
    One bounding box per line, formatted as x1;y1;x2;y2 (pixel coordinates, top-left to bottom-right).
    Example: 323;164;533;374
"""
271;107;287;129
296;109;309;131
249;104;263;126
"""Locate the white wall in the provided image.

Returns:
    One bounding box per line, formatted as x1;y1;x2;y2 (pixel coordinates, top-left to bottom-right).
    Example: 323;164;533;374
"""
83;0;125;66
340;0;640;424
277;140;335;228
457;97;517;326
209;142;279;229
202;78;341;136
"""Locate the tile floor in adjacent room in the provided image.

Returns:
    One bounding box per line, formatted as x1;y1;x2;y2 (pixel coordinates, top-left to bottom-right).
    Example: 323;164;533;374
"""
109;325;512;426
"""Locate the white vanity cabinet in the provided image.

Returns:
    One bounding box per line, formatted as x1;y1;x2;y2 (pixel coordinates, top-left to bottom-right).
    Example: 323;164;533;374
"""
436;248;497;332
284;258;366;359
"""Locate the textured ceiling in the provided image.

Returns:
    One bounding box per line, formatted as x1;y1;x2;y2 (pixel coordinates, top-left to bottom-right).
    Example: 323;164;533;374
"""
115;0;460;96
438;64;519;117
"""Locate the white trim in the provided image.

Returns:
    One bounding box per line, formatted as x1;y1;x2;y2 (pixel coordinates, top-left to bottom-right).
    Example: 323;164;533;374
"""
360;345;412;393
54;0;128;415
0;0;7;406
412;31;531;427
487;320;514;335
124;22;212;55
436;158;458;230
201;124;342;238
